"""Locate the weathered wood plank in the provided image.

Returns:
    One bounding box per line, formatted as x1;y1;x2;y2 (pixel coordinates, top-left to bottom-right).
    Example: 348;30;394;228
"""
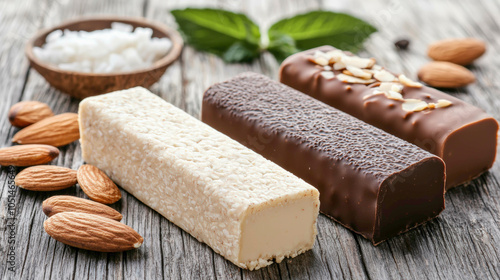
2;0;147;280
2;0;500;279
158;0;370;279
0;0;58;278
321;0;500;279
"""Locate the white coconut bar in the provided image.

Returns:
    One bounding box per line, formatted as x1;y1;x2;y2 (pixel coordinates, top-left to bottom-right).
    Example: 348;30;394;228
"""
78;87;320;270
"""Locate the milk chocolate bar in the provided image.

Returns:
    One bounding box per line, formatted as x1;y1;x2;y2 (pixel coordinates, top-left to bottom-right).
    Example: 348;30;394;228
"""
79;87;320;270
279;46;499;189
202;73;445;245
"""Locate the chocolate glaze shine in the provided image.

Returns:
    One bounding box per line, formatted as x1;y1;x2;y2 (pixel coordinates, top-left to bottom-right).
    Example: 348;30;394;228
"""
202;73;445;245
280;46;499;189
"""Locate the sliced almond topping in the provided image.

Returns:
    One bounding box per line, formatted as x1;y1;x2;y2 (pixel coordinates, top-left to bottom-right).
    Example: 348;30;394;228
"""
320;71;335;79
378;82;404;93
374;70;396;82
398;74;423;88
404;98;422;102
310;51;330;66
341;56;376;69
379;82;395;92
428;103;436;109
372;65;383;71
314;50;329;59
343;70;354;76
312;56;329;66
323;65;332;71
326;50;344;63
402;99;428;112
333;61;346;70
325;50;343;57
336;73;375;84
436;99;453;108
391;83;404;93
363;90;385;100
346;66;373;79
366;59;377;68
385;91;404;101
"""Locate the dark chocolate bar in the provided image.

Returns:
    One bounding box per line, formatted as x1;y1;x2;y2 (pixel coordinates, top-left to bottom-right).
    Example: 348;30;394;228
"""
279;46;499;189
202;72;445;245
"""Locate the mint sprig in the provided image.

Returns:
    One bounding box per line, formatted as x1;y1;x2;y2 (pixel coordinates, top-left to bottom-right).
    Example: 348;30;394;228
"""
269;11;377;57
171;8;261;63
171;9;377;63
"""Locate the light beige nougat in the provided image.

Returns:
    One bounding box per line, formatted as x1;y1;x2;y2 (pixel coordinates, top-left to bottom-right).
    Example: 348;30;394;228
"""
78;87;320;270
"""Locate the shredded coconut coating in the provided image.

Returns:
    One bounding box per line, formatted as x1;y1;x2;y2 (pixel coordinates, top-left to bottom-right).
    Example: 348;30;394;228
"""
78;87;319;270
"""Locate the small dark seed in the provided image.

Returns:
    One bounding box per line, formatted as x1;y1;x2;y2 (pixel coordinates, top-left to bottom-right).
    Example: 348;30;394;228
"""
395;39;410;50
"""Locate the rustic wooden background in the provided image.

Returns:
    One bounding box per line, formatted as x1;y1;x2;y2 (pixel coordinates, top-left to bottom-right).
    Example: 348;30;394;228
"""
1;0;500;279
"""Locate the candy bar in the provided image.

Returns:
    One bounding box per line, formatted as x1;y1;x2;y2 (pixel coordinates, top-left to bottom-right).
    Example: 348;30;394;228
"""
78;87;320;270
202;73;445;245
279;46;499;189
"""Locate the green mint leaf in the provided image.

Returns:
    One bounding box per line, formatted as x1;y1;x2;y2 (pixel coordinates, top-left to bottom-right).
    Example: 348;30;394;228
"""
171;8;262;63
268;11;377;56
267;33;299;62
222;42;261;63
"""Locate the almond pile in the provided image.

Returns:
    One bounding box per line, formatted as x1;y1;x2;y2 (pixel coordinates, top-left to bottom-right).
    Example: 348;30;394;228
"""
0;144;59;166
12;113;80;147
8;101;79;147
15;165;77;191
418;61;475;88
8;101;54;127
43;196;123;220
427;38;486;66
310;50;453;112
2;100;143;252
44;212;143;252
418;38;485;88
77;164;122;204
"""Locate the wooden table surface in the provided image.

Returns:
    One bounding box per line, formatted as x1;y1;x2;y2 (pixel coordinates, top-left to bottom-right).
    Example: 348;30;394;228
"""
1;0;500;279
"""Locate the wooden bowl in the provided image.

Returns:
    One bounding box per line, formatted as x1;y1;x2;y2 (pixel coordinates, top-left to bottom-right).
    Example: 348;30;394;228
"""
25;16;183;99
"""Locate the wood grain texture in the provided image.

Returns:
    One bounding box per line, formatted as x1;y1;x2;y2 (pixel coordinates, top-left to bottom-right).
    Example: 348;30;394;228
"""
1;0;500;279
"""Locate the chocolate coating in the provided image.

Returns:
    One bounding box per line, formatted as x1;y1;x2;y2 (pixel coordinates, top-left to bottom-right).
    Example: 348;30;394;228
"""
279;46;499;189
202;72;445;245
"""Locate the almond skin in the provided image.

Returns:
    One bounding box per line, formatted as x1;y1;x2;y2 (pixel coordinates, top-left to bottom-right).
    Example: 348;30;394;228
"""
44;212;142;252
418;61;475;88
428;38;486;65
15;165;77;191
77;164;121;204
12;113;80;147
8;101;54;128
0;144;59;166
43;195;122;221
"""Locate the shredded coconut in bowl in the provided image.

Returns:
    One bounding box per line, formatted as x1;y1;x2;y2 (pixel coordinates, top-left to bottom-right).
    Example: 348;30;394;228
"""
33;22;172;73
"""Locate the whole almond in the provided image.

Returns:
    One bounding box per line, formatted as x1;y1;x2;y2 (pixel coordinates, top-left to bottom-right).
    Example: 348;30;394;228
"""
8;101;54;128
418;61;475;88
43;195;122;221
44;212;143;252
428;38;486;65
0;144;59;166
15;165;77;191
12;113;80;147
77;164;121;204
